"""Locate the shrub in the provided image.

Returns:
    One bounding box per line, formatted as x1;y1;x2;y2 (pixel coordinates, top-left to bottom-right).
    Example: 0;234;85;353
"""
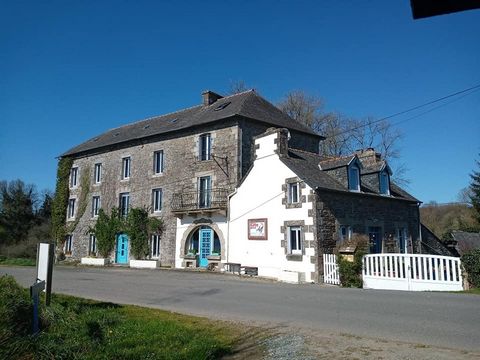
336;234;368;288
88;208;123;258
0;275;33;336
461;249;480;288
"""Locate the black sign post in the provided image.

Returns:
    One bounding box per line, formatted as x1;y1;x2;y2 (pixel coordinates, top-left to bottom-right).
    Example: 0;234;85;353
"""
30;280;45;335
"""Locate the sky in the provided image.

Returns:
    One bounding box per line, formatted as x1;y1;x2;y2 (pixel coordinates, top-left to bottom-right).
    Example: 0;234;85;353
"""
1;1;479;204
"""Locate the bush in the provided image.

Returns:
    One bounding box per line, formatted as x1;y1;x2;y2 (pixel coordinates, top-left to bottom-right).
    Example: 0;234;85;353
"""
338;252;365;288
461;249;480;288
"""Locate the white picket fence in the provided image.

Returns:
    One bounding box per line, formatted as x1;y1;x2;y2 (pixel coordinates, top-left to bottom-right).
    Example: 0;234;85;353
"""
363;254;463;291
323;254;340;285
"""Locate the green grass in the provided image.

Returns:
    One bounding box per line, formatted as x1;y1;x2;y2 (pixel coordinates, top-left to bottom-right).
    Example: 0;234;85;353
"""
0;275;248;360
462;288;480;295
0;256;36;266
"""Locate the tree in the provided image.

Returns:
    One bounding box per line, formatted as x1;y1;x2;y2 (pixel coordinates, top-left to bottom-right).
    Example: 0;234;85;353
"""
278;90;407;184
0;180;38;245
470;155;480;225
88;208;123;258
227;80;251;95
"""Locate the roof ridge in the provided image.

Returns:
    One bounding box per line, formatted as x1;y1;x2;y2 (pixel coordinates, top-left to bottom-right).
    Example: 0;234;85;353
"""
219;89;255;101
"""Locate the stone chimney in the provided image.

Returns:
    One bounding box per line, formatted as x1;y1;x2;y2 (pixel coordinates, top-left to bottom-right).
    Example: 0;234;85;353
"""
202;90;223;106
254;128;290;159
354;148;381;167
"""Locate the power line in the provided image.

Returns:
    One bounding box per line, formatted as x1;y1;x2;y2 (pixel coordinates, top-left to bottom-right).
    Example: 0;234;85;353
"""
324;83;480;139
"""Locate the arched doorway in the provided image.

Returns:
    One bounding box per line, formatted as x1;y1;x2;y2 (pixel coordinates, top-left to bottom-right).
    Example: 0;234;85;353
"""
185;226;221;267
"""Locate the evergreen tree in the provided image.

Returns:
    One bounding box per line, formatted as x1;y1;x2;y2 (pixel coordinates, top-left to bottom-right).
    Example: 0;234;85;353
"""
470;155;480;225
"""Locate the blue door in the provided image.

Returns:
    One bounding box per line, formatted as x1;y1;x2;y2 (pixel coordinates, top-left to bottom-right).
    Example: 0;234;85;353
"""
116;234;129;264
199;228;212;267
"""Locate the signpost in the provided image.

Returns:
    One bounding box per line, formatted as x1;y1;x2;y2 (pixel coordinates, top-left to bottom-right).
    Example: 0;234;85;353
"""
36;242;54;305
30;280;45;334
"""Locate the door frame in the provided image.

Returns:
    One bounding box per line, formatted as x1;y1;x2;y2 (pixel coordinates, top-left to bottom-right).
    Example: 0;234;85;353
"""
116;233;129;264
199;227;213;267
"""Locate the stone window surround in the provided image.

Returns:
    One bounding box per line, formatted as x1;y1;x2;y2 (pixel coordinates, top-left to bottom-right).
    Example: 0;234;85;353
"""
179;220;226;262
282;177;307;209
121;155;131;180
70;166;79;189
93;162;102;185
67;196;77;221
195;132;216;161
280;220;311;261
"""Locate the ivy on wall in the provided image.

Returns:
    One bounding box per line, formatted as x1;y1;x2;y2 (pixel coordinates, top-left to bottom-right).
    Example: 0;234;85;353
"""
88;208;123;258
51;157;73;247
66;165;91;233
125;208;165;260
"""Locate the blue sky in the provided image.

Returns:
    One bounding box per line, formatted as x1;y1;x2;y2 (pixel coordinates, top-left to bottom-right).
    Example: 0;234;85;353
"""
1;1;479;203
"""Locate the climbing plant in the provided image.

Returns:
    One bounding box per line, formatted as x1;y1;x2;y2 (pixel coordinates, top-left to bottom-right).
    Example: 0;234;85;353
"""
88;207;123;258
51;157;73;247
125;208;164;260
66;165;91;233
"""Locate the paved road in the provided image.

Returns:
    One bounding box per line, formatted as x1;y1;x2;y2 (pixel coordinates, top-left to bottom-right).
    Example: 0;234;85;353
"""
2;265;479;351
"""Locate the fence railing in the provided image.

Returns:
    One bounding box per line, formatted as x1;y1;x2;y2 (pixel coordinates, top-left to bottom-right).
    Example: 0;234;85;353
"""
171;188;229;213
363;253;463;291
323;254;340;285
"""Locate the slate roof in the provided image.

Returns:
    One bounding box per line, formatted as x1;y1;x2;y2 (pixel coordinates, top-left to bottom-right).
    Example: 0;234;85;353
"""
280;149;419;202
318;156;355;170
62;90;321;157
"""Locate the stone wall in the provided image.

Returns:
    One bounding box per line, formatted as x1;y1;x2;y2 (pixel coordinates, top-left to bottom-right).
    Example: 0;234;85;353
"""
67;121;241;266
315;190;420;277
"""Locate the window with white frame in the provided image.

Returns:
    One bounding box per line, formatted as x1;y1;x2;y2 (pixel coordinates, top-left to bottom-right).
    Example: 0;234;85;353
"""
199;133;211;161
339;225;352;243
122;157;131;179
153;150;164;174
151;234;161;258
288;182;300;204
88;234;97;256
65;234;73;255
288;226;302;255
119;192;130;217
348;164;360;191
70;167;78;188
92;196;101;217
152;188;162;213
68;198;76;219
379;170;390;195
94;163;102;184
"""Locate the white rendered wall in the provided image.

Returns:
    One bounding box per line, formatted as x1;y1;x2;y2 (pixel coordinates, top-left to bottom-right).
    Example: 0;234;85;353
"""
228;132;315;283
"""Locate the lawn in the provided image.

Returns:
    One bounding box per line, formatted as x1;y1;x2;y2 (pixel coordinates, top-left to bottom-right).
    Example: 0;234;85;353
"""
0;275;252;360
0;256;36;266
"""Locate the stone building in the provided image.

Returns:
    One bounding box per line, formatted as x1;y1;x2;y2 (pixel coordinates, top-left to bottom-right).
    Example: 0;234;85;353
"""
61;89;428;283
61;90;321;266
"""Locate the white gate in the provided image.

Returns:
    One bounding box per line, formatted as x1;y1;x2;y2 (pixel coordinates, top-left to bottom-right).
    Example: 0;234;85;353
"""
363;254;463;291
323;254;340;285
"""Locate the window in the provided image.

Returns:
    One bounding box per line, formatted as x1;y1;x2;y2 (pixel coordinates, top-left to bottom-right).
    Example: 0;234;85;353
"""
94;163;102;184
153;150;164;174
397;228;408;253
198;176;211;208
151;234;160;258
68;198;76;219
92;196;101;217
339;225;352;243
288;226;302;255
119;192;130;217
379;171;390;195
122;157;131;179
65;234;73;255
288;182;300;204
199;133;211;161
70;167;78;188
88;234;97;256
152;188;162;213
348;165;360;191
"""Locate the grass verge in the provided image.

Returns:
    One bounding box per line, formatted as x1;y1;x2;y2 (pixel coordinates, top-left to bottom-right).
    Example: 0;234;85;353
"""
0;256;36;266
0;275;252;360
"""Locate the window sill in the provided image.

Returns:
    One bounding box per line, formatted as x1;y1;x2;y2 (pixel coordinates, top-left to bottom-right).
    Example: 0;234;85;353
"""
152;173;164;177
286;254;303;261
66;218;75;222
93;182;101;186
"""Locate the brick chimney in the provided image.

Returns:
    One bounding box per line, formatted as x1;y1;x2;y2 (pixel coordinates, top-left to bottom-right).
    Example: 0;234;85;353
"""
202;90;223;106
354;148;381;166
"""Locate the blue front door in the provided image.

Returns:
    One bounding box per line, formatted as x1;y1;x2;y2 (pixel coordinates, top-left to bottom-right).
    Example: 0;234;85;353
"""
116;234;129;264
199;228;212;267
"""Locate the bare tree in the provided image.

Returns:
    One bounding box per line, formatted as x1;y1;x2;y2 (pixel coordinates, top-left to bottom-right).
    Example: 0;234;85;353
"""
278;90;408;184
227;80;250;95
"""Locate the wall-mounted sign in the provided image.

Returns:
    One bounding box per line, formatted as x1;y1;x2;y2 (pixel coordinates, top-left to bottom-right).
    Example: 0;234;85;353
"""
248;218;268;240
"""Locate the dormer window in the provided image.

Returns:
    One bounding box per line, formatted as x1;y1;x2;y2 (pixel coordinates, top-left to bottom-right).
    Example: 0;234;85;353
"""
379;170;390;195
348;164;360;191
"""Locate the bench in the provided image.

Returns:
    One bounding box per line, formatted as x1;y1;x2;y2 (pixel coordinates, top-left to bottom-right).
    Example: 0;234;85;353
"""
241;266;258;276
224;262;241;275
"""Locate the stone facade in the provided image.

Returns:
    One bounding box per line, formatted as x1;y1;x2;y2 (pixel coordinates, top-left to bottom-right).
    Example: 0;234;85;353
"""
65;116;319;266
